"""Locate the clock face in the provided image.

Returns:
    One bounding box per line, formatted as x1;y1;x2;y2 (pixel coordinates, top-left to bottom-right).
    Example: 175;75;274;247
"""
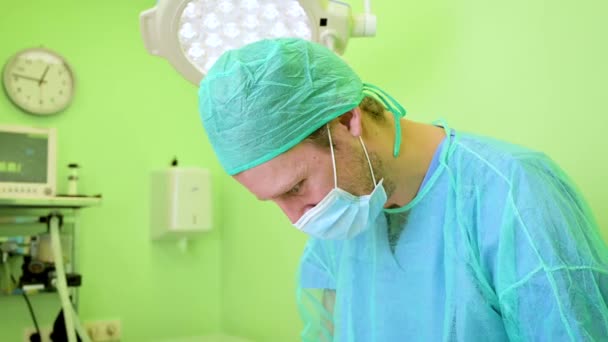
2;48;75;115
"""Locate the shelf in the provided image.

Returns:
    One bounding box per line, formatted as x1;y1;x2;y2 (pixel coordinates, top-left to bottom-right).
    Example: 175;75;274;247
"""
0;195;102;209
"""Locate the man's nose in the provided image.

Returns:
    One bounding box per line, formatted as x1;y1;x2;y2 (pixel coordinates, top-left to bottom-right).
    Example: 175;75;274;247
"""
276;200;308;224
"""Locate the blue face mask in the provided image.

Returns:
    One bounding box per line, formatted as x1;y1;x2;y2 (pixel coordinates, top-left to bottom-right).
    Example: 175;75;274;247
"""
294;125;388;240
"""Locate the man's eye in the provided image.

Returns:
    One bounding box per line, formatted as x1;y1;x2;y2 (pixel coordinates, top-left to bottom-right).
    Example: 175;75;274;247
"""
287;182;302;196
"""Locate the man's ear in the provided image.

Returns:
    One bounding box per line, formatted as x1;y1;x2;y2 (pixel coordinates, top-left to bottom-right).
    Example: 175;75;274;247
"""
337;107;363;137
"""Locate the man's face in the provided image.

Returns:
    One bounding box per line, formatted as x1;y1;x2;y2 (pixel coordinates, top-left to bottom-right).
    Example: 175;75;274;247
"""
234;126;376;224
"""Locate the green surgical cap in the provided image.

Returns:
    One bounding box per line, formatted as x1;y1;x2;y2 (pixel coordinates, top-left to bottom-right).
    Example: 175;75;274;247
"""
198;38;405;175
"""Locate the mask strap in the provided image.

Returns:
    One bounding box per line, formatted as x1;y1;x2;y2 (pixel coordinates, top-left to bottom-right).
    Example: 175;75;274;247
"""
326;125;338;188
358;137;377;186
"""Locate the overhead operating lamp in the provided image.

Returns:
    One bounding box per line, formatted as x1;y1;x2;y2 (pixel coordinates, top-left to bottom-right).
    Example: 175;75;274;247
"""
140;0;377;85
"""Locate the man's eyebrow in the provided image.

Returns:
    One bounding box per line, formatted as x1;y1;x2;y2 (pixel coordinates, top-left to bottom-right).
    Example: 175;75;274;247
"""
258;166;305;201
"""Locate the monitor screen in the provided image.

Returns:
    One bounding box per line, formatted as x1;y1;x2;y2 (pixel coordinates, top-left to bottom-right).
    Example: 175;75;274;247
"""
0;131;48;183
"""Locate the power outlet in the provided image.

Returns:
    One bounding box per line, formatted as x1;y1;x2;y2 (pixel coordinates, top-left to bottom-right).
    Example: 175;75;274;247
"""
23;326;52;342
84;320;122;342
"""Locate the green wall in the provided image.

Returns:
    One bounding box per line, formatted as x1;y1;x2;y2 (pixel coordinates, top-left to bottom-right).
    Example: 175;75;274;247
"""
1;1;606;342
220;0;608;341
0;1;223;341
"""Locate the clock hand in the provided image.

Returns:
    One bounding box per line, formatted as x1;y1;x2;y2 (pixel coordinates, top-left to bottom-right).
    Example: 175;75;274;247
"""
12;73;47;83
38;66;50;86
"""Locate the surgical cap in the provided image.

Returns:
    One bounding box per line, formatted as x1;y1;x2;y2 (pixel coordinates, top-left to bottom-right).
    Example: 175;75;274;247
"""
198;38;405;175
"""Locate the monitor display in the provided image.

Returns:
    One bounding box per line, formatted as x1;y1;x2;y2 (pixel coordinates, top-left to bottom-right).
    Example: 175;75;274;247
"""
0;131;48;183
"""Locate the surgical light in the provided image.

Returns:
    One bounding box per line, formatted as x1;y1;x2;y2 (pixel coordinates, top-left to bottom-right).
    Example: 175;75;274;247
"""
140;0;376;85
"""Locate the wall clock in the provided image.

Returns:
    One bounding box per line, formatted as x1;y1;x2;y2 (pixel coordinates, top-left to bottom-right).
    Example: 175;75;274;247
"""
2;47;75;115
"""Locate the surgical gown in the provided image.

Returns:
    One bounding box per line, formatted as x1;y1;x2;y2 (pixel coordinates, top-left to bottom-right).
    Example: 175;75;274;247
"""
297;128;608;341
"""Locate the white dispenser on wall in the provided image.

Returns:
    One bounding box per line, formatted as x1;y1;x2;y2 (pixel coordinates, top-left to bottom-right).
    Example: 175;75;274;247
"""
150;165;212;240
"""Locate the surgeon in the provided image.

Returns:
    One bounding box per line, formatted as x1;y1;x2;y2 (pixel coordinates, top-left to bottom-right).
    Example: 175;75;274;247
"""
198;38;608;341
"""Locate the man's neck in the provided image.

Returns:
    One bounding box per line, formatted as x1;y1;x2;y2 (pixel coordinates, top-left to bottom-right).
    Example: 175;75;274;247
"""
384;119;446;209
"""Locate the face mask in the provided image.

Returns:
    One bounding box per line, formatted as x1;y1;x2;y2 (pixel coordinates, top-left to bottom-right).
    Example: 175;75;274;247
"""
294;125;388;240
